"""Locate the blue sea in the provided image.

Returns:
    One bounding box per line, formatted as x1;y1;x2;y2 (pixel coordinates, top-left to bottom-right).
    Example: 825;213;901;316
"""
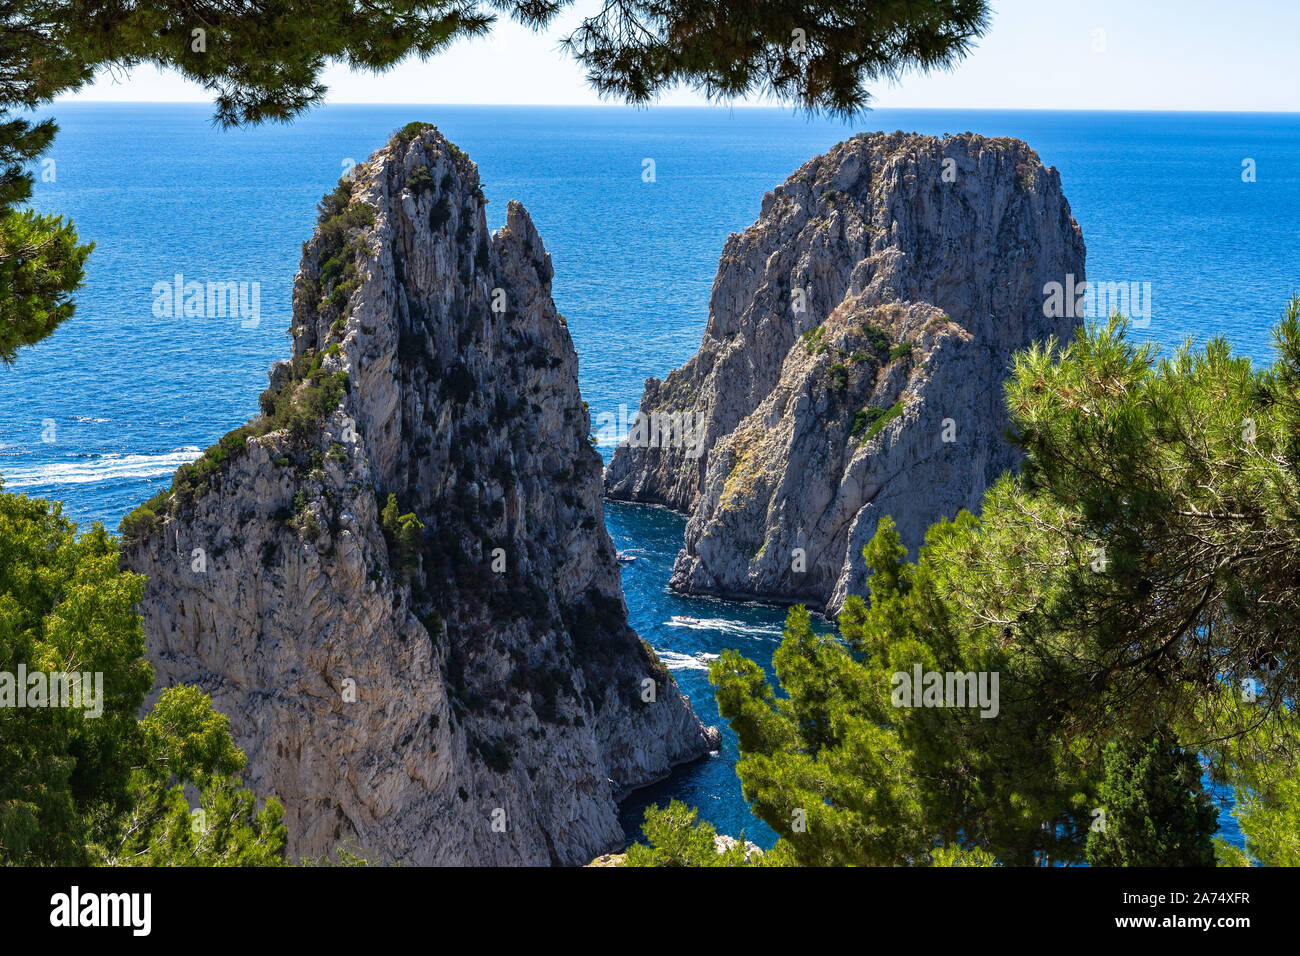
6;103;1298;854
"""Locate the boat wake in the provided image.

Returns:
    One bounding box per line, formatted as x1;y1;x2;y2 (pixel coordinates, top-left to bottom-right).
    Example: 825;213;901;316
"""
655;650;721;672
0;447;202;489
665;615;785;638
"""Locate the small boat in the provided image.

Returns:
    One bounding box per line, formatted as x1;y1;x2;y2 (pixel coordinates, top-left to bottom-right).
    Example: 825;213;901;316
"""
669;615;702;627
616;551;636;565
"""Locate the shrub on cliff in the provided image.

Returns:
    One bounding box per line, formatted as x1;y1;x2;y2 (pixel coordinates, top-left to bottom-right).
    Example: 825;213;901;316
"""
394;121;436;144
851;401;902;441
624;801;762;867
310;186;375;324
406;164;435;195
118;352;351;542
380;493;424;577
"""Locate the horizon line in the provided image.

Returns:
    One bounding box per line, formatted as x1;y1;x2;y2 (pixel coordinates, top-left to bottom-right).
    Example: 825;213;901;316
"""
47;100;1300;116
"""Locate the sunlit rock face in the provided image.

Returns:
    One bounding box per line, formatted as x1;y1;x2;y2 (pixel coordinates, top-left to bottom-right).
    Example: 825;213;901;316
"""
605;132;1086;615
124;125;717;866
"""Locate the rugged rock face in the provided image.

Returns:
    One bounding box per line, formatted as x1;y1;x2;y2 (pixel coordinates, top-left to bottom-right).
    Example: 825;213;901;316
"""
605;132;1085;614
121;124;717;866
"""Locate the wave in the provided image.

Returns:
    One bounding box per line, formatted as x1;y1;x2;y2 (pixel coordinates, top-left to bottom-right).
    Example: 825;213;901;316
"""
655;650;720;672
0;447;202;489
664;615;785;638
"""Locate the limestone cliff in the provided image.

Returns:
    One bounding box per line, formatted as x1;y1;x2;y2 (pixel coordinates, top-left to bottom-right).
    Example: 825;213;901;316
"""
121;123;717;866
604;132;1085;614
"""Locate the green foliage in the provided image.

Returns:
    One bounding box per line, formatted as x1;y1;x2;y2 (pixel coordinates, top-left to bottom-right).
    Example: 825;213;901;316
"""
566;1;989;117
0;488;150;863
301;840;380;866
851;401;902;441
800;324;828;354
863;324;891;360
1000;302;1300;738
0;485;282;865
394;121;437;144
623;801;758;867
706;511;1088;867
291;491;322;540
700;302;1300;867
472;735;512;772
257;351;351;446
1231;775;1300;866
0;207;92;363
380;493;424;576
1086;730;1217;867
889;341;913;361
169;424;261;503
930;844;1000;867
429;195;453;231
639;638;670;690
406;164;435;194
104;686;287;866
311;182;375;323
1209;710;1300;867
711;582;942;866
118;487;172;544
0;1;988;365
827;362;849;392
419;608;443;637
0;34;94;362
120;349;350;541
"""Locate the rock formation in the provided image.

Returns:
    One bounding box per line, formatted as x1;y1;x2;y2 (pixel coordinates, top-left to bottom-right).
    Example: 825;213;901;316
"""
605;132;1086;615
121;123;718;866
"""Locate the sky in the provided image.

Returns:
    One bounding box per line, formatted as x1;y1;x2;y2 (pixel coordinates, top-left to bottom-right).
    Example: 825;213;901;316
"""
61;0;1299;112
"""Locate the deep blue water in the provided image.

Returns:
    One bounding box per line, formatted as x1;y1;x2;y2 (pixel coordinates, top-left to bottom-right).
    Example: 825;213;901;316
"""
6;104;1296;855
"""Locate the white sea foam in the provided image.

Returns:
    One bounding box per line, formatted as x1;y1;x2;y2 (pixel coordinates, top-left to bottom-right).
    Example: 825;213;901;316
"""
1;447;202;488
655;650;720;672
665;616;784;638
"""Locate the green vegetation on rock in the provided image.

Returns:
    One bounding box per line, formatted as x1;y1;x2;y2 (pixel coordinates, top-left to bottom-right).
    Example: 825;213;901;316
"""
307;180;375;326
120;349;349;543
380;493;424;578
852;401;903;441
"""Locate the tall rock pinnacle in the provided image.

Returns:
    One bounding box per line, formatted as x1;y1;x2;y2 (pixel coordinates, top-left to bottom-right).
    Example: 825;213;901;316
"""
605;132;1086;614
121;123;718;865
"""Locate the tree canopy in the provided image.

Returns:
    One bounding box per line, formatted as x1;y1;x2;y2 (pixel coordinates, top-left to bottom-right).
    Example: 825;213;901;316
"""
0;0;990;362
1085;730;1218;867
635;298;1300;866
0;482;285;865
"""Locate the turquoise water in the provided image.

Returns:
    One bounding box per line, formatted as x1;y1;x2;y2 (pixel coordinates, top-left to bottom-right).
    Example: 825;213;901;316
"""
5;104;1297;851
